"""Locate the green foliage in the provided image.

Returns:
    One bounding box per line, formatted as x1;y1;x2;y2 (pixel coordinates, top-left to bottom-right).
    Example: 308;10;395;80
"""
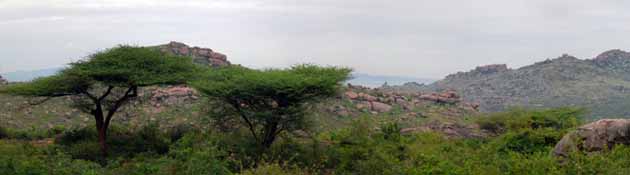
192;64;351;149
168;133;232;175
476;107;583;134
239;163;310;175
322;118;408;175
56;124;171;161
494;128;564;154
4;107;630;174
0;140;102;175
0;126;65;140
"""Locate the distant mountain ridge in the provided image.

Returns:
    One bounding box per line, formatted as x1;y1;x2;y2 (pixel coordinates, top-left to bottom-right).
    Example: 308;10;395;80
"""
348;73;435;88
384;49;630;118
1;67;64;82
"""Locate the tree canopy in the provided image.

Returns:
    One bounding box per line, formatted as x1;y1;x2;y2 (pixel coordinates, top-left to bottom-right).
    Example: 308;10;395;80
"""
3;45;198;96
192;64;352;149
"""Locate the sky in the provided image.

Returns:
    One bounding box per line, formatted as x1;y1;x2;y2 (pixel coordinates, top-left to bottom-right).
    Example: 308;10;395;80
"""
1;0;630;79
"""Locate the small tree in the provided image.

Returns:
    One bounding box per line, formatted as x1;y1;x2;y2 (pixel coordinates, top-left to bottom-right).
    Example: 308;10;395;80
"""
192;65;351;149
0;46;198;157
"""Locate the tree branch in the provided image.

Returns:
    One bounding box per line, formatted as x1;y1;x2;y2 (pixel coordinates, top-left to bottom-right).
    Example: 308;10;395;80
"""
104;86;137;129
98;86;114;101
230;98;260;142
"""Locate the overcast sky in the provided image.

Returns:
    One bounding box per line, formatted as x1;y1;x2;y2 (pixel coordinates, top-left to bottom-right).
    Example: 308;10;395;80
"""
1;0;630;78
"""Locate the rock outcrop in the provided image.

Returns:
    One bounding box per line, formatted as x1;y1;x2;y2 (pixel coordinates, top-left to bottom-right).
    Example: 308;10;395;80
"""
158;41;230;67
418;90;461;104
553;119;630;157
342;85;478;114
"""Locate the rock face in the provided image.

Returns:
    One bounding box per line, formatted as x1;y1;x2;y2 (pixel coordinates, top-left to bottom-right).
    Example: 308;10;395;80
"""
383;49;630;118
158;41;230;67
553;119;630;157
0;75;7;85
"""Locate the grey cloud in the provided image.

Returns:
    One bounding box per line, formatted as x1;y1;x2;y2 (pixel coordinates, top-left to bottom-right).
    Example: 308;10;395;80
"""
1;0;630;78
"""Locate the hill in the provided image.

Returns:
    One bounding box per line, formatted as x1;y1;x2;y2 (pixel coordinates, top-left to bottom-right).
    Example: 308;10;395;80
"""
0;42;481;138
384;49;630;118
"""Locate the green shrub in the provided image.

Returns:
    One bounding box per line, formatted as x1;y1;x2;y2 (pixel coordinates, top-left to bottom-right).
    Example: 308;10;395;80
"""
0;126;7;139
56;124;170;160
168;133;232;175
476;107;583;134
494;128;564;154
239;163;310;175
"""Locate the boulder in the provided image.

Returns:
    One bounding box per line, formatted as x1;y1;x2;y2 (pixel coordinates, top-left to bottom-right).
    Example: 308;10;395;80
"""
344;91;359;99
355;101;371;110
358;93;378;102
370;101;392;113
553;119;630;157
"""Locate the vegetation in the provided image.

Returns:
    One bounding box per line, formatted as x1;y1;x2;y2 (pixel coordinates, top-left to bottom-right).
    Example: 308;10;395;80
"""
191;65;351;150
4;108;630;174
0;46;198;158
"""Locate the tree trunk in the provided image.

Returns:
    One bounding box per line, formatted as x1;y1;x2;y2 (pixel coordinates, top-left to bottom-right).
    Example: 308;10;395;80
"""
261;121;279;149
97;124;108;157
93;104;108;158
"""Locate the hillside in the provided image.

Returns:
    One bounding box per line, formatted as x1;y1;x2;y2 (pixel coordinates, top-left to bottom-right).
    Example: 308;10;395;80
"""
0;42;481;138
384;49;630;118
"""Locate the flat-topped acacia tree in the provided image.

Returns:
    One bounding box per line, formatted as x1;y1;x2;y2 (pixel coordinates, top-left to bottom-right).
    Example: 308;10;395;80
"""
192;65;351;149
0;45;198;157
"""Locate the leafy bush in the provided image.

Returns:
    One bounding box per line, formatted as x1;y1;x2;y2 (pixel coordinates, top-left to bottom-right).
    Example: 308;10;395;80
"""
56;124;170;161
476;107;583;134
493;128;564;154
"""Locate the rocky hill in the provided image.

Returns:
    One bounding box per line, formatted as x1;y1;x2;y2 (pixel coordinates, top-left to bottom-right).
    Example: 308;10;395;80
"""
384;49;630;118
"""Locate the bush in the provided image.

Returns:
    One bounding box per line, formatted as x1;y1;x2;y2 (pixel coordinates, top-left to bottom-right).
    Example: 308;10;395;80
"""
0;140;102;175
240;163;310;175
0;126;7;139
476;107;583;134
494;128;564;154
56;124;171;161
168;133;232;174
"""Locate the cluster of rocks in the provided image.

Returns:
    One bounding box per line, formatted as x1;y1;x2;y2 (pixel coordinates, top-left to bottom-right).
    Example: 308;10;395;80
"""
344;91;393;113
418;90;462;105
553;119;630;157
0;75;7;85
341;85;479;115
159;41;230;67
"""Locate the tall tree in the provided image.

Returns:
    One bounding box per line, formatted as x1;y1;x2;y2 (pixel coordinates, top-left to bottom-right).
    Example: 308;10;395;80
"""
192;65;351;149
0;45;198;157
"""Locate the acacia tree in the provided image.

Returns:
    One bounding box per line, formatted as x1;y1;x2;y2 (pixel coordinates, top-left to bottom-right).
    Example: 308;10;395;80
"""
192;65;351;149
0;46;198;157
